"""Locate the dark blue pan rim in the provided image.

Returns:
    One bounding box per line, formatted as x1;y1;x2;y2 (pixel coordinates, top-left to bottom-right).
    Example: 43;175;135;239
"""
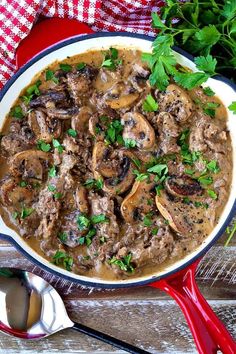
0;32;235;288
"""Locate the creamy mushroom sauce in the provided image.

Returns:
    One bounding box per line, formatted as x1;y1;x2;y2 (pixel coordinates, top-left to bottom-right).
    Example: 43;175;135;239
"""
0;49;232;280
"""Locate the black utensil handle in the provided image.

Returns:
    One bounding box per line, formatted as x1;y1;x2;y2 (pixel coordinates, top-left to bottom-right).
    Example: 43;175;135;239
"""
72;322;150;354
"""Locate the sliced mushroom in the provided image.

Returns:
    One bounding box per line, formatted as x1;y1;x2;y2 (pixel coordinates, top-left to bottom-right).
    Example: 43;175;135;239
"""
46;106;79;119
28;110;61;143
106;93;139;109
92;142;135;195
29;90;67;108
75;185;89;214
121;179;156;223
71;106;92;132
10;150;51;180
121;112;155;150
155;191;192;235
165;175;203;197
89;115;104;140
0;178;34;206
158;84;193;123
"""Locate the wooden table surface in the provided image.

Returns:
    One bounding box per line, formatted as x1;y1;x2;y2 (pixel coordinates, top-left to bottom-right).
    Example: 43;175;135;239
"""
0;218;235;354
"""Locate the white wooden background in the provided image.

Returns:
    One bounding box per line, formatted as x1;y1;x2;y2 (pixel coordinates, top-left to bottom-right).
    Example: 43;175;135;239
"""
0;219;235;354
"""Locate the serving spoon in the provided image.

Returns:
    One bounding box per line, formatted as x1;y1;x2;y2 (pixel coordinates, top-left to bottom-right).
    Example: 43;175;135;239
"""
0;268;149;354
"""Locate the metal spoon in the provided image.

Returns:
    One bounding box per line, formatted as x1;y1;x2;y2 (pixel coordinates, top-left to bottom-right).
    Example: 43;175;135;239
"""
0;268;149;354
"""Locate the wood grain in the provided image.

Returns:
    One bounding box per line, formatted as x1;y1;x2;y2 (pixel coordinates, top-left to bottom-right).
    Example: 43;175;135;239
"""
0;216;235;353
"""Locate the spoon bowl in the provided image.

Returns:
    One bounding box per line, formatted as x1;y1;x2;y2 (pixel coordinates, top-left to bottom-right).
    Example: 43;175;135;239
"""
0;268;148;353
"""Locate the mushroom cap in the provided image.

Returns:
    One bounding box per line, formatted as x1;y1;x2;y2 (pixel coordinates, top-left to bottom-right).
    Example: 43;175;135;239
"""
10;150;51;180
121;179;156;223
0;178;34;207
71;106;92;132
106;93;139;109
121;112;155;150
92;142;136;195
165;175;203;197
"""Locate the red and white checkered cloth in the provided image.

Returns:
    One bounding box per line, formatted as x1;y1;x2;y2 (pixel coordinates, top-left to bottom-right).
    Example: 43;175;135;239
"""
0;0;164;89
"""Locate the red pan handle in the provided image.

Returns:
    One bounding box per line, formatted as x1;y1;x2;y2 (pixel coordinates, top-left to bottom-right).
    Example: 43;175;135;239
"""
150;260;236;354
16;17;94;69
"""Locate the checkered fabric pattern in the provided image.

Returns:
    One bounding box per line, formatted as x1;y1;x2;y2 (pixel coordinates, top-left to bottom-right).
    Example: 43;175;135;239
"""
0;0;164;88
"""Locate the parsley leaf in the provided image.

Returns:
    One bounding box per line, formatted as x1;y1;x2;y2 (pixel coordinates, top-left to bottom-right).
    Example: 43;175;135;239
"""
67;128;77;137
142;94;159;112
124;138;136;148
60;63;72;72
194;54;217;76
45;69;59;84
52;139;64;153
52;251;73;271
20;207;34;219
76;62;86;70
10;106;24;119
48;184;56;192
26;80;41;96
90;214;109;224
105;120;123;144
224;222;236;246
48;165;57;178
228;101;236;114
57;232;67;243
101;48;122;70
173;71;209;90
207;189;217;200
203;86;215;97
84;178;103;190
37;140;51;152
109;253;134;273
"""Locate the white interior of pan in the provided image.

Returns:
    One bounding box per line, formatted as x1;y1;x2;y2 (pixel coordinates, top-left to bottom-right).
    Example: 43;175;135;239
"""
0;35;235;286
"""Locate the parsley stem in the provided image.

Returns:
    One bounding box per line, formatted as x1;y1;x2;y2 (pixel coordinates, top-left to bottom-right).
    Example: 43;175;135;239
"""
224;223;236;247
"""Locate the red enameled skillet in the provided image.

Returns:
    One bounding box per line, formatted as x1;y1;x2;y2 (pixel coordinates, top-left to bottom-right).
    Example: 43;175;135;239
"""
0;18;235;354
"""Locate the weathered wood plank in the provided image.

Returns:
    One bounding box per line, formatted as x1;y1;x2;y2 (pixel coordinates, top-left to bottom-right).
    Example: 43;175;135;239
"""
0;300;235;353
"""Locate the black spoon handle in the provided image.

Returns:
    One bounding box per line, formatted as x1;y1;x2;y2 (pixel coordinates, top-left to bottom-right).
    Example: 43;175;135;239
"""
72;322;150;354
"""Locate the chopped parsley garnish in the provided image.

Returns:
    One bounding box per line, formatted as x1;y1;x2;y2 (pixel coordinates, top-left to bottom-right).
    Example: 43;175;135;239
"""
177;129;201;165
78;228;97;247
58;232;67;243
155;184;164;196
101;47;122;70
52;139;64;154
45;69;59;84
203;102;220;118
26;80;41;97
228;101;236;114
194;201;209;209
132;169;149;182
48;165;57;178
77;214;91;230
147;163;168;182
207;189;218;200
142;94;159;112
12;211;19;219
123;138;136;148
37;140;51;152
10;106;24;119
143;213;153;227
131;158;142;169
109;253;134;273
67;128;77;137
76;62;86;70
105;119;123;145
90;214;109;224
20;207;34;219
185;169;195;176
84;178;103;190
19;181;28;187
203;87;215;97
54;192;63;199
151;227;159;236
52;251;73;271
183;197;191;204
59;63;72;72
206;160;220;174
48;184;56;192
197;175;213;185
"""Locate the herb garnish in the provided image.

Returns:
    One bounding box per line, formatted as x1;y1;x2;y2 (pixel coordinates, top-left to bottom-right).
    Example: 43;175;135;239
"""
58;232;67;243
142;94;159;112
203;102;220;118
77;213;109;247
52;251;73;271
109;253;134;273
20;207;34;219
10;106;24;119
37;140;51;152
105;119;123;145
77;62;86;70
67;128;77;137
203;87;215;97
124;138;136;148
45;69;59;84
48;165;57;178
207;189;218;200
52;139;64;154
228;102;236;114
19;181;28;187
143;212;153;227
101;48;122;70
225;222;236;246
60;63;72;72
84;178;103;190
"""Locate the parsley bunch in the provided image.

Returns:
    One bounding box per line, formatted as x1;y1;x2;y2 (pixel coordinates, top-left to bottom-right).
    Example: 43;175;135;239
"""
151;1;236;82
